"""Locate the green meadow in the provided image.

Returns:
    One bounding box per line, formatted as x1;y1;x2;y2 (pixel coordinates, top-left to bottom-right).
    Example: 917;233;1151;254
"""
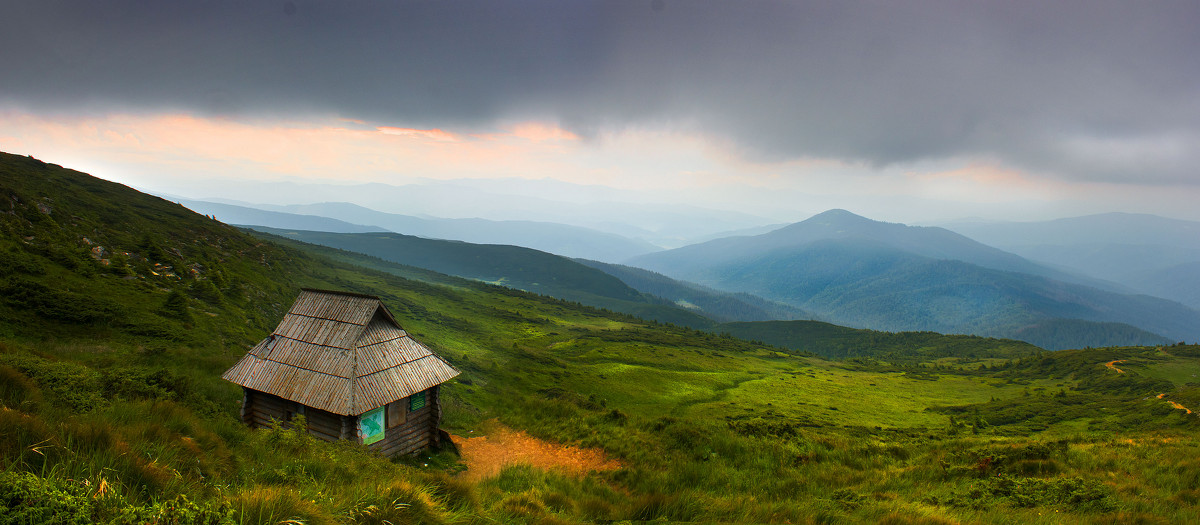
3;153;1200;523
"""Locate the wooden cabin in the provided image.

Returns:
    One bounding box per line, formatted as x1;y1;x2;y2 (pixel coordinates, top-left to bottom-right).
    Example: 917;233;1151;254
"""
222;289;459;457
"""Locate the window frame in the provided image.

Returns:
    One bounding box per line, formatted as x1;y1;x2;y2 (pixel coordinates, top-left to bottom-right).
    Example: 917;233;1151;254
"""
409;390;427;411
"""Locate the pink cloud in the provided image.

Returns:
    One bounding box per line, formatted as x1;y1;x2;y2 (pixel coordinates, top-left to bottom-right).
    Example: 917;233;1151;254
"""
376;127;461;142
0;112;608;187
507;123;579;143
906;162;1059;191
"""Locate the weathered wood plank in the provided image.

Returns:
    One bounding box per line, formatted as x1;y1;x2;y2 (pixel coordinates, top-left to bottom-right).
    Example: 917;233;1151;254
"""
252;415;281;429
307;421;341;436
241;388;254;425
307;413;340;429
254;400;287;413
387;422;432;444
308;428;340;442
253;408;286;422
380;431;431;456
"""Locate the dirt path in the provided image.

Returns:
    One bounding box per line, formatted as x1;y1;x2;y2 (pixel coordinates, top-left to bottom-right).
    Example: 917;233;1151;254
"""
1104;359;1194;415
450;422;621;482
1156;393;1194;414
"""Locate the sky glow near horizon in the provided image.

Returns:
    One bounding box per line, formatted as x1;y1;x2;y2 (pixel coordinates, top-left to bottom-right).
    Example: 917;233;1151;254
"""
1;1;1198;225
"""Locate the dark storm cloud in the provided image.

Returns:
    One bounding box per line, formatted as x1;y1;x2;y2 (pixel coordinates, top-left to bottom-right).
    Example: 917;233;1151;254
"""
2;1;1198;183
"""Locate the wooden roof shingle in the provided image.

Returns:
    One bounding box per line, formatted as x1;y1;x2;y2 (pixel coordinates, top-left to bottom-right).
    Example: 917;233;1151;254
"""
222;289;459;415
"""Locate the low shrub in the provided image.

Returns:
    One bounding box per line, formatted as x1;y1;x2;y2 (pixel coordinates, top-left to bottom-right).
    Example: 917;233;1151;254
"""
0;276;120;324
952;475;1115;511
110;494;235;525
0;471;92;525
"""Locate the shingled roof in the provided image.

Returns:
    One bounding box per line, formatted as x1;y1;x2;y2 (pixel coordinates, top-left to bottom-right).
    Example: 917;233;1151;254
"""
222;289;459;416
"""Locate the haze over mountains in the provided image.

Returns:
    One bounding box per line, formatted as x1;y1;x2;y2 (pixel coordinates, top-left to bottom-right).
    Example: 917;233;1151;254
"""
177;198;660;262
627;209;1199;348
5;147;1200;351
627;209;1114;289
171;199;387;234
245;226;794;329
945;213;1200;310
176;185;1200;337
170;178;778;249
186;189;1200;351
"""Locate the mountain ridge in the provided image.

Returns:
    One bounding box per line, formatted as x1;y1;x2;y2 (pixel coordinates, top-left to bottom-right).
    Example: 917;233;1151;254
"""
944;212;1200;310
575;258;813;323
177;198;663;263
629;209;1121;290
159;177;778;248
241;225;733;329
627;209;1200;349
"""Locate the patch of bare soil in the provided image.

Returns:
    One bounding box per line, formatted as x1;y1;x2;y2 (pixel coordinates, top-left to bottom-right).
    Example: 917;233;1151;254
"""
1105;360;1126;373
450;421;621;482
1156;393;1194;414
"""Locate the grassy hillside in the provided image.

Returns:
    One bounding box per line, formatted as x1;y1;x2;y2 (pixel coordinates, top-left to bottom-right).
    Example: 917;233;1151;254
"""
5;152;1200;524
0;154;302;346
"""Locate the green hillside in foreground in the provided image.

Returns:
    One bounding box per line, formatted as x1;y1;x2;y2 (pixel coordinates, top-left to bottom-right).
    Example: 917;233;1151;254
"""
4;151;1200;524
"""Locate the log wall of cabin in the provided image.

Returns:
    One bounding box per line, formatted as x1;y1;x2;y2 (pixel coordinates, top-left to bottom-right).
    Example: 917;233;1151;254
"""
367;385;441;457
242;389;344;443
304;407;345;442
241;386;445;456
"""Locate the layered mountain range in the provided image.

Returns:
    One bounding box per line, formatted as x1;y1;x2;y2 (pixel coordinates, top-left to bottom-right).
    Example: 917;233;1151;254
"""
173;185;1199;351
945;213;1200;310
174;198;660;263
627;210;1198;349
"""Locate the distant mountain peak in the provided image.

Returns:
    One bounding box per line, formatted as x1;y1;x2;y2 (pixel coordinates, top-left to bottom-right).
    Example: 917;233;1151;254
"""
805;209;872;223
770;209;894;239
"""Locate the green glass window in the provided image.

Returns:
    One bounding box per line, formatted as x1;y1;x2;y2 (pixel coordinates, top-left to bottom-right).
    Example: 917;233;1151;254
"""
409;390;427;411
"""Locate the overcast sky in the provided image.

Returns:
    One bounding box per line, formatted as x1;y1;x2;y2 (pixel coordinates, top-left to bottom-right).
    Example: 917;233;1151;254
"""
2;1;1198;225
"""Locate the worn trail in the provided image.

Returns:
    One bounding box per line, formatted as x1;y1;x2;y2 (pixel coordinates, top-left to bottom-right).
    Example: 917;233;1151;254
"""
451;422;621;482
1156;393;1194;415
1103;359;1194;415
